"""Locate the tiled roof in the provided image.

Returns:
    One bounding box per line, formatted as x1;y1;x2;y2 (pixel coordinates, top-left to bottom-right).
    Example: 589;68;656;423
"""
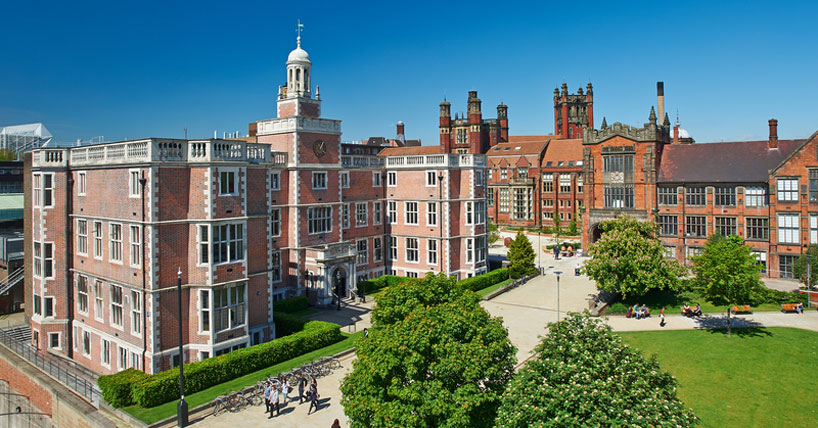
543;139;583;165
377;145;442;156
658;140;804;183
487;140;549;156
508;135;558;142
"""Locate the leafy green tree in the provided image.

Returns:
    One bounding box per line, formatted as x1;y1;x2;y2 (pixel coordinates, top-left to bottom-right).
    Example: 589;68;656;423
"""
488;220;501;245
793;245;818;288
341;274;516;428
583;216;686;298
690;233;767;337
507;231;535;278
0;149;17;161
552;214;562;236
494;313;696;428
566;218;578;236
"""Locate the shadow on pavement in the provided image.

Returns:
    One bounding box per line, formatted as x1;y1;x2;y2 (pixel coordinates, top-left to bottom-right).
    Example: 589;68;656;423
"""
694;315;770;337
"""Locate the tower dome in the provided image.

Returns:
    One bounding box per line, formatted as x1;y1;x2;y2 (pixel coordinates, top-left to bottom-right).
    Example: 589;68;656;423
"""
287;38;311;64
285;33;312;98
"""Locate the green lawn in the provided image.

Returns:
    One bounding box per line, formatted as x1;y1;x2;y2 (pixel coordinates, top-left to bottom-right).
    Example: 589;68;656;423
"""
619;328;818;428
475;278;514;298
124;331;363;424
617;289;800;315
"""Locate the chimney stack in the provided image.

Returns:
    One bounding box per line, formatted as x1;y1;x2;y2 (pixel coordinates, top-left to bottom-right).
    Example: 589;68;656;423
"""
657;82;665;125
768;119;779;149
396;121;405;137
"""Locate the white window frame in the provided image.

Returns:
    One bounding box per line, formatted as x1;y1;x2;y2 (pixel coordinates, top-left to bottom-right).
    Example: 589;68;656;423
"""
342;204;350;229
811;214;818;245
33;241;54;279
77;171;87;196
312;171;328;190
357;239;368;265
118;346;128;371
110;284;124;329
427;202;437;226
340;171;350;189
745;186;768;207
387;171;397;187
426;171;437;187
129;225;141;268
109;223;123;264
271;251;282;283
466;238;474;263
93;221;103;260
307;206;333;234
213;284;246;332
131;290;142;336
476;236;487;263
405;238;419;263
219;170;237;195
33;173;54;208
270;209;281;237
101;338;111;368
129;169;141;198
77;219;88;256
356;202;368;227
198;224;209;265
199;289;211;333
94;280;104;321
427;239;438;265
49;332;61;350
778;213;800;244
270;171;280;190
388;201;397;224
372;172;381;187
82;329;91;357
405;202;418;225
77;275;89;315
373;202;382;225
44;296;54;318
475;170;483;187
389;236;398;261
777;178;799;202
466;201;474;225
212;223;244;264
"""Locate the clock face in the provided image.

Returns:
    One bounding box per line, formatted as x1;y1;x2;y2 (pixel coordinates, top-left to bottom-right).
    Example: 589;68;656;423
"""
313;139;327;158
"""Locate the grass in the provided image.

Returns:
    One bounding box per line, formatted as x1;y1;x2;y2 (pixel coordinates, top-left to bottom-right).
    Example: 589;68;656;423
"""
616;289;800;315
124;331;363;424
475;278;514;298
618;327;818;428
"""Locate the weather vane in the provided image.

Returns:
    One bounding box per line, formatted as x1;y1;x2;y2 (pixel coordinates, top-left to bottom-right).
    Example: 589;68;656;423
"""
297;19;304;40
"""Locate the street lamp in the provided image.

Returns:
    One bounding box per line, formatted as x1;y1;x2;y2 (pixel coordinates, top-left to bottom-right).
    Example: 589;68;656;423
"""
176;267;188;427
554;271;562;321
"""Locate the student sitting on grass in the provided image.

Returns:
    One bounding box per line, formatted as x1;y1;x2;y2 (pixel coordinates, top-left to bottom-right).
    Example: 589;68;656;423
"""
640;304;650;318
692;304;702;317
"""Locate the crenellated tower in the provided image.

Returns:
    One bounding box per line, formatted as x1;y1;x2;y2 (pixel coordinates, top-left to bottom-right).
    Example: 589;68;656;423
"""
554;82;594;139
439;90;507;154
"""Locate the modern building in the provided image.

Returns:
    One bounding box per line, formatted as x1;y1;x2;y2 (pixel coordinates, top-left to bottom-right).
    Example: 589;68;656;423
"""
25;35;488;375
0;123;52;156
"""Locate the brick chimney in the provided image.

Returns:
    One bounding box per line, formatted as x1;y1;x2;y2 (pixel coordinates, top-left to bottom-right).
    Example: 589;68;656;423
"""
396;121;405;137
768;119;778;149
673;125;679;144
657;82;665;125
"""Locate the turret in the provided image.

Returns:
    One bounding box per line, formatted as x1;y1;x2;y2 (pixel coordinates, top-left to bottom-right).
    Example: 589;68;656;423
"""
467;91;482;153
439;100;452;153
497;103;509;143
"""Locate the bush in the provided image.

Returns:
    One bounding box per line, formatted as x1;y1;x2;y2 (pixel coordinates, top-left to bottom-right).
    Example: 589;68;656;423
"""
358;275;415;295
273;312;308;337
272;295;308;313
764;289;809;305
105;321;342;408
456;268;509;292
97;368;147;407
608;302;628;314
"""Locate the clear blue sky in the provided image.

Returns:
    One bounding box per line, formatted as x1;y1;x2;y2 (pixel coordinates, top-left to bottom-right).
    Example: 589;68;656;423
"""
2;0;817;145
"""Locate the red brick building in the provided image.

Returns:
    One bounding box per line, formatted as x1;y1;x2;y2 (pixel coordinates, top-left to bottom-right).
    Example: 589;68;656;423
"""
25;36;487;375
439;91;508;154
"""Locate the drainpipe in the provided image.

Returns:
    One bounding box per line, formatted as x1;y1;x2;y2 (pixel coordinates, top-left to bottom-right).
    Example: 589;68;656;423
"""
139;174;147;372
66;168;74;358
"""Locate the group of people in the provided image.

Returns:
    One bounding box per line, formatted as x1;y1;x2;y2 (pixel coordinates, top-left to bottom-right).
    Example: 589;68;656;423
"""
681;303;703;317
626;304;651;319
263;376;320;418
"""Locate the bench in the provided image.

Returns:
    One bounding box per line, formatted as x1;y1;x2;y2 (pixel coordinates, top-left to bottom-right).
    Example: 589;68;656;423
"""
731;305;751;314
781;303;801;313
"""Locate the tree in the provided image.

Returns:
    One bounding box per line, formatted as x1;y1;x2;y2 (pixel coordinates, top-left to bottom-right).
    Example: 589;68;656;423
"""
0;149;17;161
494;313;696;428
566;218;578;236
507;231;535;278
341;274;516;428
690;233;767;337
488;220;501;245
582;216;686;298
793;245;818;289
552;214;562;236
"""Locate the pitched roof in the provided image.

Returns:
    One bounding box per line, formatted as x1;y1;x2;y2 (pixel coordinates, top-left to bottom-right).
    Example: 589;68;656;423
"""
543;139;583;163
377;145;442;156
508;135;558;143
658;140;804;183
487;140;549;156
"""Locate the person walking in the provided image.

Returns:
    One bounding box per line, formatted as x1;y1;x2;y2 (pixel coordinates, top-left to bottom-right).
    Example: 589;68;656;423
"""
281;379;290;404
553;244;559;260
364;328;369;340
263;381;272;415
660;306;666;327
270;383;280;417
308;379;319;414
298;376;307;404
331;419;342;428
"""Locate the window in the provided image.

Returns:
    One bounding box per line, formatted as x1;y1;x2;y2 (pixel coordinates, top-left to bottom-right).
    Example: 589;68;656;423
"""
405;202;418;225
542;173;554;192
131;291;141;335
387;171;397;187
657;215;678;236
270;209;281;237
488;169;493;181
270;172;280;190
93;221;103;259
685;216;707;237
466;238;474;263
753;251;767;275
603;185;634;209
212;223;244;263
44;297;54;317
82;330;91;356
373;202;382;225
487;187;494;206
779;255;797;279
129;170;141;197
389;236;397;260
714;217;737;236
340;171;349;188
778;214;800;244
214;284;245;331
405;238;418;262
199;290;210;331
101;338;110;367
130;351;139;370
427;202;437;226
663;246;676;259
356;203;368;227
746;218;769;241
513;188;532;220
407;271;419;278
475;170;483;186
602;154;634;173
778;178;798;202
559;174;571;193
33;242;53;278
577;176;584;194
78;172;86;196
198;225;209;264
33;294;41;316
312;172;328;189
33;173;53;207
475;201;486;224
342;204;350;229
811;170;818;202
77;276;88;314
373;172;381;187
219;170;235;195
685;246;703;259
518;168;529;179
745;186;768;207
357;239;368;265
476;236;487;263
658;186;677;205
34;242;42;277
427;239;438;265
500;168;508;180
111;285;123;327
426;171;437;187
130;226;141;267
812;215;818;244
77;219;88;256
374;237;383;262
499;188;510;213
466;201;473;224
110;224;122;263
94;280;104;320
388;201;397;224
457;128;467;145
714;186;736;206
119;347;127;371
685;187;706;206
271;251;281;282
307;207;332;234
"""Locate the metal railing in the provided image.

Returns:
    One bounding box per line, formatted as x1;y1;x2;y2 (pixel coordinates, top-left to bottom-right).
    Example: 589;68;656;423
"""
0;267;24;296
0;328;101;407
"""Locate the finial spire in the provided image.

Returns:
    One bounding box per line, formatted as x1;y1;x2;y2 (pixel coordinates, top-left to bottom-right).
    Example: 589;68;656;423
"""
296;19;304;48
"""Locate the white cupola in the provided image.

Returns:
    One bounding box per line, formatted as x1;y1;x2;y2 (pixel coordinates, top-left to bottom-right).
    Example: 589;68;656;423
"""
286;34;311;98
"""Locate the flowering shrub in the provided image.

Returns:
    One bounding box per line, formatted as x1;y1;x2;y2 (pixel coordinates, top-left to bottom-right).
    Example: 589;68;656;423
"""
494;313;696;427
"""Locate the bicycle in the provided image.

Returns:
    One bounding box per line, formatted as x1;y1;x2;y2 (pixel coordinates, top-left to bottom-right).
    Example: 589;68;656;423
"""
228;391;246;411
213;395;234;416
328;357;341;370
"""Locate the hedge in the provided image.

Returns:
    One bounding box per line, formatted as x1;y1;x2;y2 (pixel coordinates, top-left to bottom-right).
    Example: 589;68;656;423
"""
272;295;309;314
273;311;308;337
97;368;147;407
357;275;415;295
100;320;342;408
456;268;509;292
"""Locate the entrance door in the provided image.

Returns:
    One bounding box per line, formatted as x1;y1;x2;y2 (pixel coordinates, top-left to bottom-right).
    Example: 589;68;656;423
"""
333;267;347;298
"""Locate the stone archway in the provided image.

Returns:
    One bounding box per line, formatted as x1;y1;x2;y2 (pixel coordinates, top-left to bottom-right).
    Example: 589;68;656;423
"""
590;223;604;243
332;266;347;298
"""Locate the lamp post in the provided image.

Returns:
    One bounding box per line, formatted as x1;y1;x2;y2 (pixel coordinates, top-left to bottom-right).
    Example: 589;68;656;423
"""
176;267;188;427
554;271;562;321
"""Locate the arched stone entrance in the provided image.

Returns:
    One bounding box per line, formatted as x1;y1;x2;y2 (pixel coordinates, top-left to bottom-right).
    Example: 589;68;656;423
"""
332;266;347;298
590;223;604;243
